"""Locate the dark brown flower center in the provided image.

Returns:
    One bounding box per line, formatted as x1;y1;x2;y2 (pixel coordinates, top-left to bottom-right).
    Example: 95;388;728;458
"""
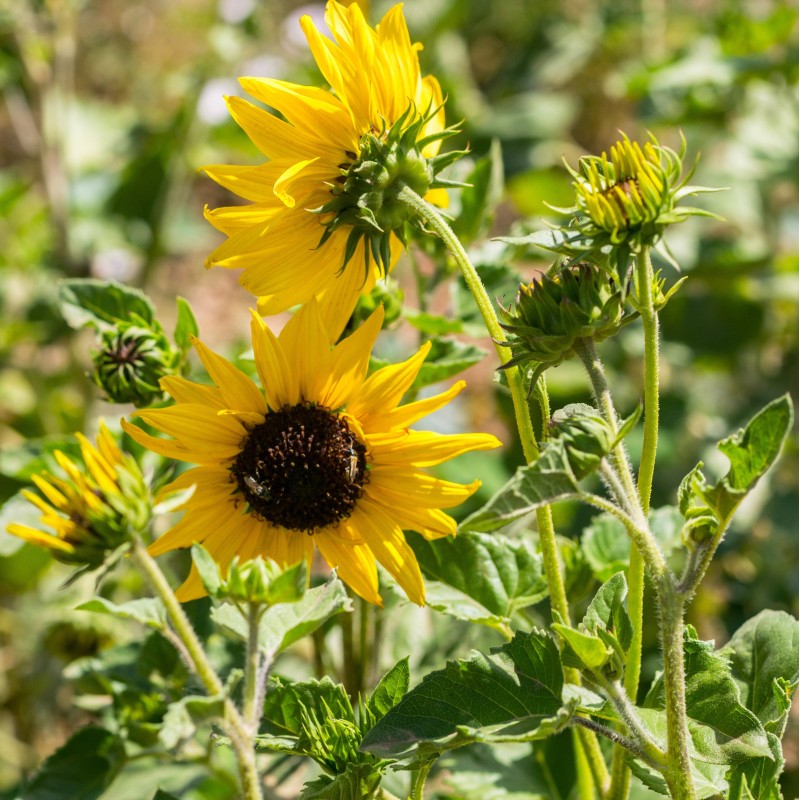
232;404;367;532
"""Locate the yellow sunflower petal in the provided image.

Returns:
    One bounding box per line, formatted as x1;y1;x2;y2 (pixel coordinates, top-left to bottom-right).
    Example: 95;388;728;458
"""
278;300;332;399
160;376;228;409
315;530;381;606
367;429;502;467
6;523;75;553
30;474;68;509
121;419;235;465
368;380;465;432
134;404;248;456
320;304;384;409
347;340;431;424
250;310;297;409
190;337;267;413
348;499;425;605
202;163;291;203
97;422;124;466
155;465;235;506
367;466;481;509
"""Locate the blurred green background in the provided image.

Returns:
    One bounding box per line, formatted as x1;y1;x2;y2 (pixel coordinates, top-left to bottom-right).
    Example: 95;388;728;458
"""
0;0;796;796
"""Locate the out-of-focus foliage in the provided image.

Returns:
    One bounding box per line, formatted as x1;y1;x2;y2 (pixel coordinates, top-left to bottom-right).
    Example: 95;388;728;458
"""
0;0;796;796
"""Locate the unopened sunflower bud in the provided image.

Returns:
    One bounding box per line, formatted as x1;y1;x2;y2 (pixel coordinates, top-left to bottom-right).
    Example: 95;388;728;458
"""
92;323;178;407
6;424;149;571
550;403;616;479
499;263;627;373
204;554;307;606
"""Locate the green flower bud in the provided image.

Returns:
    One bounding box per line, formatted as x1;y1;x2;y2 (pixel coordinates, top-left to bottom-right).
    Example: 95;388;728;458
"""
550;403;616;479
342;279;404;338
92;323;178;407
499;263;627;373
312;102;465;280
199;552;308;606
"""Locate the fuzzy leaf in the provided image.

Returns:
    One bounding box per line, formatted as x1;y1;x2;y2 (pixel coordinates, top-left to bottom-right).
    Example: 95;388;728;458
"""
77;597;167;631
360;629;570;758
19;726;125;800
413;338;487;389
725;610;799;730
410;530;548;621
728;731;784;800
367;658;410;720
59;279;157;332
583;572;633;654
454;139;505;243
459;442;580;533
403;310;463;335
300;763;383;800
159;694;226;750
211;575;351;654
551;624;611;671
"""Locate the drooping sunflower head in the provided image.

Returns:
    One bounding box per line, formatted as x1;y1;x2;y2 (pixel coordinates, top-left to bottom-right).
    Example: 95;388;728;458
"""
6;423;149;570
203;1;459;339
122;301;501;606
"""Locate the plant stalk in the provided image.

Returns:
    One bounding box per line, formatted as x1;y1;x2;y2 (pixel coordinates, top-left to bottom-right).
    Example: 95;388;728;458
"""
131;539;263;800
242;603;263;733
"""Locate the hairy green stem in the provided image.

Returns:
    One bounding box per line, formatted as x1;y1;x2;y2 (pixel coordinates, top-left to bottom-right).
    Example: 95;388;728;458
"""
610;248;662;799
572;717;661;770
242;603;263;733
601;680;666;763
410;759;434;800
131;539;263;800
397;185;607;786
658;586;696;800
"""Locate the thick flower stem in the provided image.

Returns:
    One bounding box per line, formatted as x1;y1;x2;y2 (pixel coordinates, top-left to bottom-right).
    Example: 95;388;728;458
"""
606;248;661;800
397;185;608;790
131;539;263;800
242;603;263;733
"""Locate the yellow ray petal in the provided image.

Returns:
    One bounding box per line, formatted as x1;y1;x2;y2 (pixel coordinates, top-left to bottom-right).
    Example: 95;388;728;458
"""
160;376;228;409
6;523;75;553
97;422;124;466
348;500;425;605
30;474;67;509
121;419;235;465
320;305;384;409
134;404;248;455
315;529;381;606
155;465;235;506
250;310;297;409
364;486;458;540
201;163;291;203
368;380;465;432
347;341;431;423
190;338;267;414
278;300;331;401
367;466;481;509
367;429;502;467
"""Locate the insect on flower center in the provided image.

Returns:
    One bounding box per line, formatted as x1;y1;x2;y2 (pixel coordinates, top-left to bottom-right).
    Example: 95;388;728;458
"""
232;404;368;533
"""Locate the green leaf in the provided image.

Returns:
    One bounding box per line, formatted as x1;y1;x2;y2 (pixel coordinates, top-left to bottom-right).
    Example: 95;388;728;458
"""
551;623;611;671
173;296;199;352
403;310;463;335
684;395;793;523
459;442;580;533
454;262;524;333
59;278;157;332
360;629;571;758
454;139;505;243
410;530;548;621
19;726;125;800
152;792;181;800
628;757;728;799
300;763;383;800
583;572;633;654
646;629;774;764
421;581;512;634
413;338;487;389
261;676;354;740
158;694;226;750
367;658;410;720
211;576;351;654
191;543;222;597
724;610;799;730
76;597;167;630
728;731;784;800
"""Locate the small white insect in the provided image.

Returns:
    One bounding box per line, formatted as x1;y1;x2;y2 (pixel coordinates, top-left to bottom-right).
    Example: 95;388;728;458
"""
244;474;269;498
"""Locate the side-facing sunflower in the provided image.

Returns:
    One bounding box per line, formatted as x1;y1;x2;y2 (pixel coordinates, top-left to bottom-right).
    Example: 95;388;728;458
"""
122;302;501;605
203;1;454;339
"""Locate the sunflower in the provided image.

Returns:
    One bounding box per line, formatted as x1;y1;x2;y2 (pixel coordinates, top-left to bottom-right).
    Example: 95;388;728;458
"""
121;302;501;605
203;1;452;339
6;423;148;569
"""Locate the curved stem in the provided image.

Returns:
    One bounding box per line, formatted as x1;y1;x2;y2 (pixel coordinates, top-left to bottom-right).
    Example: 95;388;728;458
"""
131;540;263;800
